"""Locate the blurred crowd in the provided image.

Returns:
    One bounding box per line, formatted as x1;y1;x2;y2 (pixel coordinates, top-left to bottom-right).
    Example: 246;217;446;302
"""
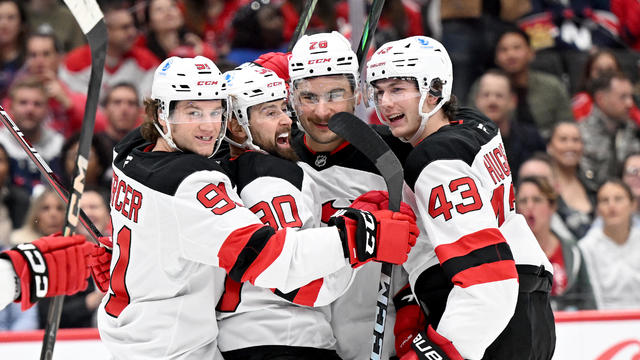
0;0;639;331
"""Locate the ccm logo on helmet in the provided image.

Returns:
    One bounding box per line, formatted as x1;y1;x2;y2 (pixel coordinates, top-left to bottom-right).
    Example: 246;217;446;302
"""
266;82;281;88
308;58;331;64
197;81;218;85
369;62;386;68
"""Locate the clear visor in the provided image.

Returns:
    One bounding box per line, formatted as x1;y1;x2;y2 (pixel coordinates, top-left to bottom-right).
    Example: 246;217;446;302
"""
366;80;422;123
167;99;231;124
290;76;357;117
248;98;291;122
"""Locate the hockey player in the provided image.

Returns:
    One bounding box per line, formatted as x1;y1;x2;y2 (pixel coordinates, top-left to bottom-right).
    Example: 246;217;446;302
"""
282;31;416;360
366;36;555;360
97;55;418;359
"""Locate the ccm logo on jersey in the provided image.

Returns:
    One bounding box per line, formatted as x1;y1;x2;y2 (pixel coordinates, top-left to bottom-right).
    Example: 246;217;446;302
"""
197;80;218;85
308;58;331;64
412;332;444;360
16;243;48;298
483;143;511;185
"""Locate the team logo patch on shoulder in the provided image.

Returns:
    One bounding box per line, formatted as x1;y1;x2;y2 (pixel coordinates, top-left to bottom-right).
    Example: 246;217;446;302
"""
315;154;328;167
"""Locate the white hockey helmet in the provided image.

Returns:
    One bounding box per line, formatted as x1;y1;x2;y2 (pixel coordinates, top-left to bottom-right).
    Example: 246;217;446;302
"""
150;56;229;156
366;36;453;143
289;31;359;85
224;62;288;150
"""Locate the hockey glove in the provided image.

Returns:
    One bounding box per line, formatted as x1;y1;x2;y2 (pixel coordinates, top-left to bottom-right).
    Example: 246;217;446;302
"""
89;236;113;293
0;233;93;310
400;325;463;360
394;284;427;358
350;190;415;217
329;208;418;268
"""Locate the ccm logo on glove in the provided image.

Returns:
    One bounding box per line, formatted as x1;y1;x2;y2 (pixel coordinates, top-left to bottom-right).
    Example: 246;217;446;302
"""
16;243;48;298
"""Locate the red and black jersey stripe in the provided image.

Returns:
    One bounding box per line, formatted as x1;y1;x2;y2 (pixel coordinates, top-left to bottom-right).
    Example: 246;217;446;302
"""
434;228;518;288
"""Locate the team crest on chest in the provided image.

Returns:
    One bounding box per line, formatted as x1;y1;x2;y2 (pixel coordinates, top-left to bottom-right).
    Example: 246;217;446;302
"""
315;154;328;167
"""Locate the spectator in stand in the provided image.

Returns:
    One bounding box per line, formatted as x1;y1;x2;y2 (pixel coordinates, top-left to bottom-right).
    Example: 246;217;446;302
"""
0;143;29;248
335;0;423;44
10;30;107;137
227;2;287;66
57;132;111;194
59;0;159;103
181;0;250;58
518;152;577;238
26;0;85;53
572;49;640;126
0;0;27;99
440;0;530;103
580;179;640;309
9;188;64;246
137;0;216;62
471;27;574;139
96;82;141;156
580;70;640;189
621;152;640;220
516;176;596;311
611;0;640;51
0;77;64;193
547;121;596;239
473;68;545;181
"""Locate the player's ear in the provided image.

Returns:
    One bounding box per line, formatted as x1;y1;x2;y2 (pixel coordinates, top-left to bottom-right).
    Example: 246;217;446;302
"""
227;116;247;141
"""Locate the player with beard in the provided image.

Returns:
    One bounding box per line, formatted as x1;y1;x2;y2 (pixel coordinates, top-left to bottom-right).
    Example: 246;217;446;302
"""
366;36;555;360
252;31;419;360
96;56;418;359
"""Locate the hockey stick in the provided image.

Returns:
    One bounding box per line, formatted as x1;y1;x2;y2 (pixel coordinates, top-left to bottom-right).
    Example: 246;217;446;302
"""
356;0;385;70
0;107;104;244
287;0;318;52
40;1;107;359
328;111;402;360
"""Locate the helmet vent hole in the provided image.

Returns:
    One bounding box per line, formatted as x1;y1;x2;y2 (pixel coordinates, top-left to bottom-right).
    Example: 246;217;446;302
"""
382;70;385;74
215;92;218;95
327;67;331;71
309;69;314;74
198;92;202;96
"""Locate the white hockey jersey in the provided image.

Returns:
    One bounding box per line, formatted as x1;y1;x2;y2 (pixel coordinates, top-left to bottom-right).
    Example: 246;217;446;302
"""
98;130;352;360
402;108;553;360
216;151;357;353
292;126;412;360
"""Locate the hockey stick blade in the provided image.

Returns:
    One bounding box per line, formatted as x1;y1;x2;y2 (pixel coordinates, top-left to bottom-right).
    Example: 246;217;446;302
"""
41;1;107;359
328;112;402;360
356;0;385;70
328;112;402;211
0;107;103;244
287;0;318;52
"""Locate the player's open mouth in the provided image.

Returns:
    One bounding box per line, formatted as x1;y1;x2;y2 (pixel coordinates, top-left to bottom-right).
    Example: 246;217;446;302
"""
276;133;290;146
314;122;329;129
387;113;404;123
196;136;213;142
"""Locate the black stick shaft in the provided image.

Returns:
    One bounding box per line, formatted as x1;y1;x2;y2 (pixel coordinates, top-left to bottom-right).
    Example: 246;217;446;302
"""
356;0;386;70
40;1;107;357
287;0;318;52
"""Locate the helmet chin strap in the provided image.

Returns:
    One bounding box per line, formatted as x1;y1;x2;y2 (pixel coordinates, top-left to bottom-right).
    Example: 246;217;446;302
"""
154;120;183;153
404;94;445;145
